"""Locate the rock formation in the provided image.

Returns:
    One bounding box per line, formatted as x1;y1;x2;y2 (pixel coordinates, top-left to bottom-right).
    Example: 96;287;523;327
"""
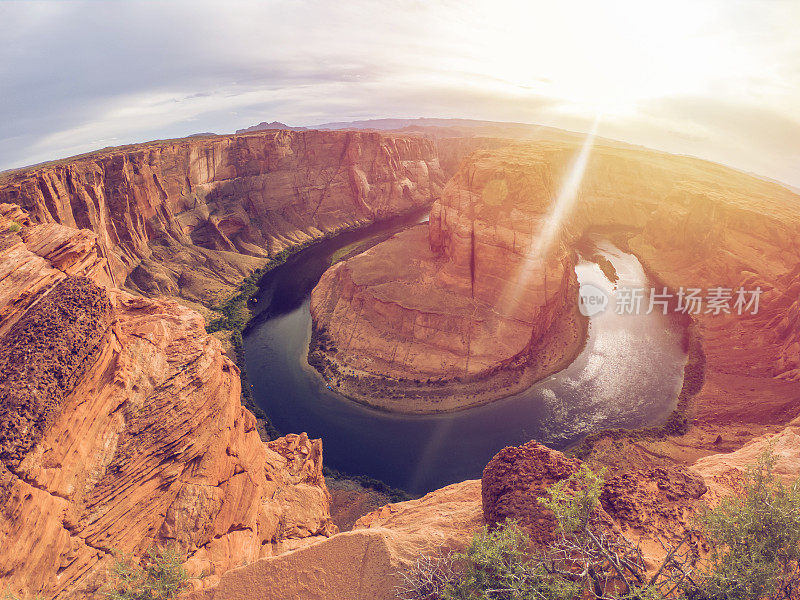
185;479;483;600
186;440;725;600
309;146;584;412
482;441;707;550
5;124;800;599
309;139;800;417
0;211;336;599
693;426;800;504
0;130;446;304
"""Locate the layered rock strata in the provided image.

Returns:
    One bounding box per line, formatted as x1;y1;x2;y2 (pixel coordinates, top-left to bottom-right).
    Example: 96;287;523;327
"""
0;214;336;599
310;139;800;416
188;439;752;600
0;130;446;304
309;155;583;412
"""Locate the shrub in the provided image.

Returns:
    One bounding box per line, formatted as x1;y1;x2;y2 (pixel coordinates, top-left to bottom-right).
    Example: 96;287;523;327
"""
395;551;461;600
396;520;581;600
397;464;695;600
448;520;582;600
692;448;800;600
539;463;605;534
103;547;188;600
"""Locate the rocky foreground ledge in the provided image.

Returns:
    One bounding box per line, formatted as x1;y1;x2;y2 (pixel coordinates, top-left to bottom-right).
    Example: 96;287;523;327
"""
186;432;800;600
0;208;336;599
309;139;800;415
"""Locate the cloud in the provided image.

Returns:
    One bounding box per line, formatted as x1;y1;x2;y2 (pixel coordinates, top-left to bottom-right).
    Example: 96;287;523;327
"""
0;0;798;188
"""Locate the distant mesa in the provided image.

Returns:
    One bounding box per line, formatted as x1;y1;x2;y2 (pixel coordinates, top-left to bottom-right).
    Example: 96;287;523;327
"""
236;121;308;134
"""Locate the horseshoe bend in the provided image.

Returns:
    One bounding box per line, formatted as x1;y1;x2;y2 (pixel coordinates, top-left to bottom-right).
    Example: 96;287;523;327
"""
2;124;800;599
309;139;800;415
7;3;800;599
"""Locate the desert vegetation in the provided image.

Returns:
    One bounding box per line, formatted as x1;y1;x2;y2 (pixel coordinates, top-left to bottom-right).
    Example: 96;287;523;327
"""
397;450;800;600
103;548;188;600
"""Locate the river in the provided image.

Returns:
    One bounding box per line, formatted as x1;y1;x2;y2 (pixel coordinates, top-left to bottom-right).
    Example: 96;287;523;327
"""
243;216;687;495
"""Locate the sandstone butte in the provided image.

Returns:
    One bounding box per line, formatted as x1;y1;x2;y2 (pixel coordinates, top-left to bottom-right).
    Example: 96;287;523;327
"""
2;127;800;599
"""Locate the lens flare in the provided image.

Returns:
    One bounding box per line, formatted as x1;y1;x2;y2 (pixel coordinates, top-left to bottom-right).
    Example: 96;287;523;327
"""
499;116;600;317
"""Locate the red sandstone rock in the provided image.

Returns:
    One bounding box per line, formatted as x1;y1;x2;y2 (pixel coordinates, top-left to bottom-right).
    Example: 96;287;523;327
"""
309;146;581;411
482;441;711;571
0;131;446;303
310;138;800;423
187;479;483;600
189;442;718;600
481;441;583;545
0;218;335;599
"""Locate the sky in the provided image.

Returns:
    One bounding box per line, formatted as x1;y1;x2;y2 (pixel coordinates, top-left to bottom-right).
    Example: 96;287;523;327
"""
1;0;798;187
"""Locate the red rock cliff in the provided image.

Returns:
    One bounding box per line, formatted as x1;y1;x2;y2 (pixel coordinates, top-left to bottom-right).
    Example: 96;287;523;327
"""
0;131;446;304
0;211;336;599
310;139;800;418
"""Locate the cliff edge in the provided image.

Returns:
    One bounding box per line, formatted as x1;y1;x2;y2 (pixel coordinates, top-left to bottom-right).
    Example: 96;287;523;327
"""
0;210;336;599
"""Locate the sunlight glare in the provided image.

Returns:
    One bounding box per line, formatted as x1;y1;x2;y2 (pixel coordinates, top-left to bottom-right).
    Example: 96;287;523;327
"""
499;115;599;317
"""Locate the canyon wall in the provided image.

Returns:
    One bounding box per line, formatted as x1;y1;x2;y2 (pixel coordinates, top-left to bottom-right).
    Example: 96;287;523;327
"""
0;210;336;599
0;130;446;304
310;139;800;418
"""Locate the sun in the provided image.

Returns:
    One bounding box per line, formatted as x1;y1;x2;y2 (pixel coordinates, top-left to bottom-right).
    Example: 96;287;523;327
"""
444;0;744;118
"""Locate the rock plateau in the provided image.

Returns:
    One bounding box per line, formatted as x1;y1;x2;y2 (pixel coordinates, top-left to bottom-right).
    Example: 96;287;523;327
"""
0;130;446;305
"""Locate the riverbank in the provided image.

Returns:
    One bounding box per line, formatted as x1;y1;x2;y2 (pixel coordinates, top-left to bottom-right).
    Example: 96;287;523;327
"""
204;207;431;440
567;228;705;458
307;275;589;414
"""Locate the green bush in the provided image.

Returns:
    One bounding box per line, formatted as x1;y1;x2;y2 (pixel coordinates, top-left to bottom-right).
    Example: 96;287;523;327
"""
692;448;800;600
446;520;581;600
396;520;580;600
538;463;605;534
398;464;691;600
103;547;188;600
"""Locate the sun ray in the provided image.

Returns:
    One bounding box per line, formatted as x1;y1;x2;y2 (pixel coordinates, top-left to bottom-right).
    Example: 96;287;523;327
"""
499;115;600;317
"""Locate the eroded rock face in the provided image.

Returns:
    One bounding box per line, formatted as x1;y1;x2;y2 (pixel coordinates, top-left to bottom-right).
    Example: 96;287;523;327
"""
481;441;582;545
0;277;112;467
309;146;583;412
186;479;483;600
310;139;800;420
0;130;446;304
189;441;721;600
0;216;335;599
483;441;710;564
693;426;800;504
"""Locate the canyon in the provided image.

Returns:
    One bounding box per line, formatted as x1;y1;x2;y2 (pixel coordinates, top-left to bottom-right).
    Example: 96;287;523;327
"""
0;128;456;598
2;124;800;599
309;138;800;417
0;130;447;305
0;206;337;599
